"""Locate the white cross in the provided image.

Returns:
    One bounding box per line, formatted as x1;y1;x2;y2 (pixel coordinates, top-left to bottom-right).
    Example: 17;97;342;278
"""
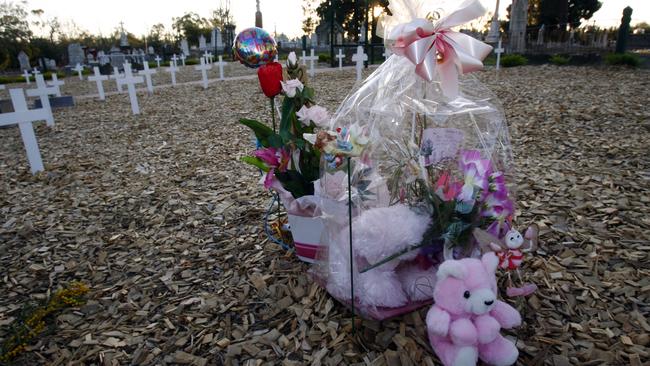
32;69;41;76
154;55;162;68
194;57;212;89
109;66;124;93
72;63;84;80
117;63;144;115
88;66;108;100
301;50;306;66
216;55;227;80
180;54;187;66
495;38;505;71
47;74;65;97
166;62;179;86
138;62;157;94
304;49;318;78
352;46;368;82
336;49;345;70
26;74;57;127
171;54;179;67
23;70;31;85
0;89;49;174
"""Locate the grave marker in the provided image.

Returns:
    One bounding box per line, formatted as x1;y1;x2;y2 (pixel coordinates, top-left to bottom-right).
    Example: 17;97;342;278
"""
171;54;179;67
495;38;505;71
194;57;212;89
23;70;31;85
305;49;318;78
26;74;57;126
166;62;179;86
352;46;368;82
154;55;162;68
47;74;65;97
336;49;345;70
216;56;226;80
109;66;124;93
72;63;84;80
180;54;187;66
88;67;108;100
117;63;145;115
301;50;306;66
138;62;157;94
0;89;49;173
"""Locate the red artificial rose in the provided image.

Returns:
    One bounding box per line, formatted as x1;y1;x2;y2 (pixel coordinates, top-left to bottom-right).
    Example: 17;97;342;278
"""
257;62;283;98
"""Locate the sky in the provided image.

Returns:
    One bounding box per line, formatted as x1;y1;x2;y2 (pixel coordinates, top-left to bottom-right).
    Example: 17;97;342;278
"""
24;0;650;40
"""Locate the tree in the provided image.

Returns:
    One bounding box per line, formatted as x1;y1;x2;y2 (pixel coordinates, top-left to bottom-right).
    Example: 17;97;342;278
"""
567;0;602;28
302;0;317;35
172;12;210;44
210;0;235;29
315;0;388;42
0;1;32;69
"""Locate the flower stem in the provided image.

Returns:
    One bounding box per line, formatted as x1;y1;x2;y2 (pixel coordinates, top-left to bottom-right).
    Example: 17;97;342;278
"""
270;97;276;133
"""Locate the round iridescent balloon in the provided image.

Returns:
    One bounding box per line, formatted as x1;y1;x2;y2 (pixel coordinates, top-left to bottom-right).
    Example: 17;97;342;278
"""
233;27;278;69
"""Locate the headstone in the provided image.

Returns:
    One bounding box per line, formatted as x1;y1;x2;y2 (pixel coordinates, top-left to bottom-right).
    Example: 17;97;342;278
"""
215;28;223;51
216;56;226;80
88;66;108;100
509;0;528;53
26;74;57;126
109;67;124;93
194;57;212;89
73;63;84;80
305;49;318;77
120;31;129;47
166;62;179;86
138;62;157;94
98;51;110;65
536;25;545;46
336;49;344;70
47;74;65;97
180;54;187;66
494;38;505;70
148;46;155;55
486;0;501;43
117;63;144;115
360;25;366;43
155;55;162;68
87;53;95;62
18;51;31;71
110;51;126;68
67;43;85;66
33;96;74;109
0;89;49;173
199;35;207;51
23;70;31;84
181;39;190;56
352;46;368;82
45;58;57;69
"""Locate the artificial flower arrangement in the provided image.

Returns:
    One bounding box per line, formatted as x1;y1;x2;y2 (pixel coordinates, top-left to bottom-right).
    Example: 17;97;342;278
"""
309;0;539;332
240;52;332;262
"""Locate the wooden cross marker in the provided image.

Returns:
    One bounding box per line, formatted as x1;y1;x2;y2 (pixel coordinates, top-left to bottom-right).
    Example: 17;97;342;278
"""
109;66;124;93
304;49;318;78
301;50;306;66
194;57;212;89
352;46;368;82
47;74;65;97
180;54;187;66
117;63;145;115
88;66;108;100
0;89;49;173
166;62;179;86
495;38;505;71
23;70;31;85
154;55;162;68
336;49;345;70
171;54;179;67
72;63;84;80
138;62;157;94
26;74;57;127
216;56;227;80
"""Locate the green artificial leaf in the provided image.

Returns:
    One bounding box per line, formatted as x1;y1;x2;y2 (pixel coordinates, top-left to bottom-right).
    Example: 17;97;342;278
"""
302;86;315;102
239;119;274;147
268;134;284;148
275;170;315;199
279;97;295;141
240;156;270;172
455;201;474;215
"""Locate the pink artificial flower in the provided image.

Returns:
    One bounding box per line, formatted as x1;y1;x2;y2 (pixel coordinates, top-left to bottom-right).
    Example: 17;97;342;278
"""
481;193;514;220
460;150;492;182
434;172;461;201
253;147;290;189
488;171;508;199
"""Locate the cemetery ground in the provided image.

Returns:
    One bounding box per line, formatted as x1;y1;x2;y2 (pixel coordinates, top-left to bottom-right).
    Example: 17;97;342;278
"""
0;65;649;366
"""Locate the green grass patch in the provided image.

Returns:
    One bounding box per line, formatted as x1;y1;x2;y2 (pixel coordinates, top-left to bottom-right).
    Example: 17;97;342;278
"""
605;52;641;67
549;54;570;66
501;54;528;67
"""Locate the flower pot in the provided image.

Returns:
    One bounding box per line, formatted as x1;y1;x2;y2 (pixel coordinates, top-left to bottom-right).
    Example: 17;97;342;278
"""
288;214;324;263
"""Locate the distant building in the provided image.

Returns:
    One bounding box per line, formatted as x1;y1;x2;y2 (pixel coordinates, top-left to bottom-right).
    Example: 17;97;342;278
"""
315;20;345;46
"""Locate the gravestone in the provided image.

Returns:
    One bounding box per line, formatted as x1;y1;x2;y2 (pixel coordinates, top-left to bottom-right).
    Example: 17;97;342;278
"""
0;89;49;173
18;51;31;71
110;51;126;68
148;46;155;55
117;63;144;115
68;43;85;66
120;31;129;47
509;0;528;53
45;58;57;69
181;39;190;56
98;51;110;65
88;66;108;100
26;74;57;126
352;46;368;82
486;0;501;43
194;57;212;89
199;35;207;51
536;25;545;46
336;49;344;70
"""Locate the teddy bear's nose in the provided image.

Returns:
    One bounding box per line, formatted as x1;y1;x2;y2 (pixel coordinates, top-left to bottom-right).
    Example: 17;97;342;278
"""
484;300;494;306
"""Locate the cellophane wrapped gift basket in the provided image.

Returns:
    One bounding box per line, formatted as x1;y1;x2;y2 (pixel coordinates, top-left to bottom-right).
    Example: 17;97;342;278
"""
308;0;538;321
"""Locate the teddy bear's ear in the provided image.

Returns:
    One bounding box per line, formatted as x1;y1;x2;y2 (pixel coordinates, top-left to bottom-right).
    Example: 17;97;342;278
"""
481;252;499;273
436;260;466;281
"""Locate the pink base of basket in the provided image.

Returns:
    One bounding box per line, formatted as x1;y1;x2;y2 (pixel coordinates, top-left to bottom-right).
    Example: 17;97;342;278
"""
288;214;324;263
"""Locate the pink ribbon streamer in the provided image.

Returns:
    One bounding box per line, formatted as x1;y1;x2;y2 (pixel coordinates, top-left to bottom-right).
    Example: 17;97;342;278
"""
390;0;493;97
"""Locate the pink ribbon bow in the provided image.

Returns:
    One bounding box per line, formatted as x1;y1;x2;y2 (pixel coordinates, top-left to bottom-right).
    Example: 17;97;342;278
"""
390;0;493;98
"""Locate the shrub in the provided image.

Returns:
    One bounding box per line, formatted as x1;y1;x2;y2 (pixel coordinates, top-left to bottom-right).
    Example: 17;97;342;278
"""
605;52;641;67
549;54;570;66
318;53;331;63
501;54;528;67
185;58;199;66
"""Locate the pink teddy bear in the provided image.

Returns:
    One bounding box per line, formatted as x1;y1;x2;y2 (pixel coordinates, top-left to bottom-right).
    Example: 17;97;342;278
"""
426;252;521;366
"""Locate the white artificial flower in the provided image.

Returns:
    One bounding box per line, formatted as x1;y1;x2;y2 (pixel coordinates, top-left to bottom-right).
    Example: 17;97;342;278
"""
296;105;330;127
287;52;298;67
281;79;304;98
